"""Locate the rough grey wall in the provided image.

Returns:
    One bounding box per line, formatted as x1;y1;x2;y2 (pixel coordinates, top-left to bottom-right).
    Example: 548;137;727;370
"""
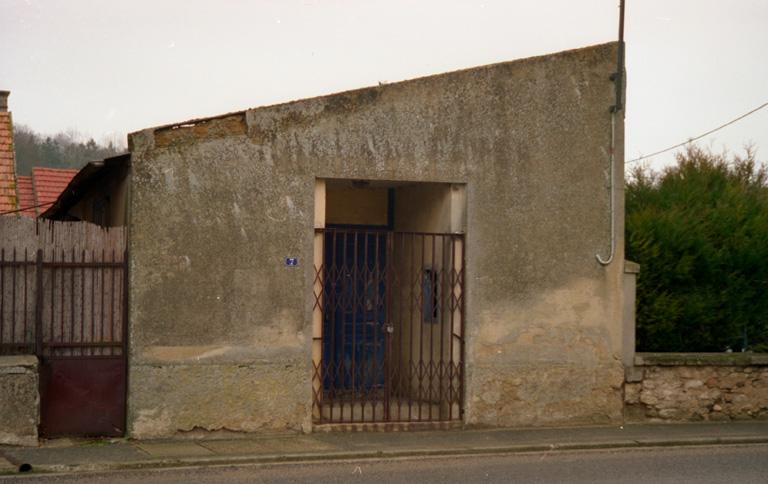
127;42;625;437
0;356;39;446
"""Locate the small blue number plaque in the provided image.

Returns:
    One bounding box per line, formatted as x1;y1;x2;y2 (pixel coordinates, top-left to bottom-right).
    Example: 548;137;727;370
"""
285;257;298;266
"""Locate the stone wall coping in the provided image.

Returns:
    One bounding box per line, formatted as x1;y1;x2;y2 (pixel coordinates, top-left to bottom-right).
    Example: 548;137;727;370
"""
0;354;38;369
624;260;640;274
635;352;768;367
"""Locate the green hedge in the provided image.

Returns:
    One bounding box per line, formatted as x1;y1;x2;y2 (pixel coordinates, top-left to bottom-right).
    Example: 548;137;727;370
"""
626;146;768;352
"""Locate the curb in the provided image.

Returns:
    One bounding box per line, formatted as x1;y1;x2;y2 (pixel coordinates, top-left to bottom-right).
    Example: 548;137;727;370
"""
6;435;768;476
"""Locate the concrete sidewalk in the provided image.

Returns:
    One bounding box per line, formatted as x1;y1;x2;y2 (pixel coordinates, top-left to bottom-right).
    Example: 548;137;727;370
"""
1;422;767;476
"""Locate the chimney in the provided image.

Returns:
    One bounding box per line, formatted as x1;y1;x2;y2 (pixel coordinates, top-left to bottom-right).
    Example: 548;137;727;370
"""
0;91;9;112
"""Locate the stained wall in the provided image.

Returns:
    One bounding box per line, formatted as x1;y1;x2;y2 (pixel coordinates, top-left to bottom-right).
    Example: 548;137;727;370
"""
127;42;626;437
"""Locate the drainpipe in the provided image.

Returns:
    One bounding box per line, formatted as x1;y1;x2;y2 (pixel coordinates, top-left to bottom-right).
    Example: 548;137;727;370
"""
596;0;625;266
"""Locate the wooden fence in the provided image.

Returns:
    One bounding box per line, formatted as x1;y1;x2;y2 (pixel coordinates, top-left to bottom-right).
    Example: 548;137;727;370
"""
0;217;127;357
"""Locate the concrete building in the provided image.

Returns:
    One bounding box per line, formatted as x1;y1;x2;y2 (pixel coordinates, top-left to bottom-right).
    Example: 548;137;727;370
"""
125;42;628;438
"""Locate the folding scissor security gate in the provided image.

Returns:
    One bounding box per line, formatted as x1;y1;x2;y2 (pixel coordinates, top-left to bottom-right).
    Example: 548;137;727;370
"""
312;229;465;424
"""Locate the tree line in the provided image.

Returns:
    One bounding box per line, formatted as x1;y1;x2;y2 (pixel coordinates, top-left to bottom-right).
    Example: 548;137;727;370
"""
626;145;768;352
12;124;125;175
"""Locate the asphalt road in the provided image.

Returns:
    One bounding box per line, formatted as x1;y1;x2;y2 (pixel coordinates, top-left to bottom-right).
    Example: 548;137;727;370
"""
2;444;767;483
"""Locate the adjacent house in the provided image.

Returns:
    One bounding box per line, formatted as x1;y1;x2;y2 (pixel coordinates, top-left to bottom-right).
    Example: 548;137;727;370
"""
20;167;78;217
14;174;36;217
0;91;78;218
0;91;17;214
41;154;130;227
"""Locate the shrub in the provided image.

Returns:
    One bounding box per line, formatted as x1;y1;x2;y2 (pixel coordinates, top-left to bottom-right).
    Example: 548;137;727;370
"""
626;145;768;352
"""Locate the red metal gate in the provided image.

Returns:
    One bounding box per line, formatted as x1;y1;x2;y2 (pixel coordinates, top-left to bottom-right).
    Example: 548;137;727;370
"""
312;229;465;424
0;248;128;437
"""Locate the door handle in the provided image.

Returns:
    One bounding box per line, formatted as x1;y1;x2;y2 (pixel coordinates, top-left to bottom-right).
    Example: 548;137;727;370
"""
385;324;394;334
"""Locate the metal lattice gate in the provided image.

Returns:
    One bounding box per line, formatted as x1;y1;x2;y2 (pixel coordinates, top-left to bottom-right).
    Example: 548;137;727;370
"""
312;229;465;424
0;247;128;437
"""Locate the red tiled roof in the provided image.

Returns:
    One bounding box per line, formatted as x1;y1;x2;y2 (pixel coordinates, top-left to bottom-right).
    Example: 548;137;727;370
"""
31;167;77;210
0;112;17;213
0;102;80;217
15;175;36;217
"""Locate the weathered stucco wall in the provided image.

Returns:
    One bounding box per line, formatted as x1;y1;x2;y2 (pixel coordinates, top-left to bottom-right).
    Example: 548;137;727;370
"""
127;42;625;437
625;353;768;422
0;356;39;446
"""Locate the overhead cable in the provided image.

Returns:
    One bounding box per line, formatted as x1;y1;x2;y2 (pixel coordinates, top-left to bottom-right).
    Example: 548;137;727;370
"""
626;100;768;164
0;201;54;216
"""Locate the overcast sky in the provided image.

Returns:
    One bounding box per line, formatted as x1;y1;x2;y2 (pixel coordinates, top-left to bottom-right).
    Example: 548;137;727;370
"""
1;0;766;169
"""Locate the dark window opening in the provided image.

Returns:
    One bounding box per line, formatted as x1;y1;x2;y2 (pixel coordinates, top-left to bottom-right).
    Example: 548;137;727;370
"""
92;196;110;227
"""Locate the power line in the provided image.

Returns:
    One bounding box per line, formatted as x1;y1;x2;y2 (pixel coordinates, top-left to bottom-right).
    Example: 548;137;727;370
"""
0;201;54;216
626;100;768;164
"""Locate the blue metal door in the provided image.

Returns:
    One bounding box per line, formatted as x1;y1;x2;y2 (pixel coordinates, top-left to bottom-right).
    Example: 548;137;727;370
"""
322;230;387;393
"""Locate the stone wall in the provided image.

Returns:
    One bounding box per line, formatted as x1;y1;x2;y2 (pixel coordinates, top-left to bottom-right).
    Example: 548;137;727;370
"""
0;356;39;446
624;353;768;422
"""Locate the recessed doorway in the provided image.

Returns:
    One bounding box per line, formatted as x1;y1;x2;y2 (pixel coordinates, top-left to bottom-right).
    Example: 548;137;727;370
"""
312;179;466;425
